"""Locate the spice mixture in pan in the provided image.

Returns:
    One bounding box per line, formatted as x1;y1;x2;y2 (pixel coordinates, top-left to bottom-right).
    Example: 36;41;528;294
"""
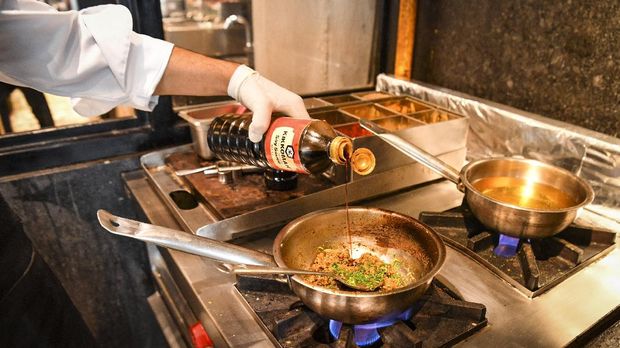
305;244;415;291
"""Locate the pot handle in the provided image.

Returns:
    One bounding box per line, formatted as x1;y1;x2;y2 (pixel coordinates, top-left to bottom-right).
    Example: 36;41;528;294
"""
360;119;462;186
97;210;275;266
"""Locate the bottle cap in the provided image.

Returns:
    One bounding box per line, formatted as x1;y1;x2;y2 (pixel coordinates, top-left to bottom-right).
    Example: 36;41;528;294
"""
351;148;375;176
329;136;353;165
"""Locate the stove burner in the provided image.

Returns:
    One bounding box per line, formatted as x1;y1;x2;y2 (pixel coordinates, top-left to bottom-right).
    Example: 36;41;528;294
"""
328;321;343;340
420;208;616;297
328;308;415;346
353;326;381;347
236;277;487;347
493;234;521;257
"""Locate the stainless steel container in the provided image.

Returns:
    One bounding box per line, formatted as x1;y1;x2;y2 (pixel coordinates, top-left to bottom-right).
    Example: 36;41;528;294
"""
313;96;469;183
178;101;246;159
178;94;469;184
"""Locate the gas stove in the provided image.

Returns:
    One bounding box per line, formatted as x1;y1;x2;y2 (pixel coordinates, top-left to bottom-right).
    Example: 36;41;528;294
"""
419;206;616;298
125;173;620;347
124;82;620;347
237;277;487;347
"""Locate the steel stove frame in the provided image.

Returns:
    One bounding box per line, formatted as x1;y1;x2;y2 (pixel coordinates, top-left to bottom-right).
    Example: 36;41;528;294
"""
236;277;487;347
124;172;620;347
127;74;620;348
419;210;617;298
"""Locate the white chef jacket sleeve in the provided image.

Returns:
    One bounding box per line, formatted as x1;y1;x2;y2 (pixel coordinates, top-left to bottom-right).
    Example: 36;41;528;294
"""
0;1;174;116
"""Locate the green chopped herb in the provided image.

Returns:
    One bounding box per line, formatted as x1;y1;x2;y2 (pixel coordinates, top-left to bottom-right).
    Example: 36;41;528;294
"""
331;259;390;289
307;245;416;291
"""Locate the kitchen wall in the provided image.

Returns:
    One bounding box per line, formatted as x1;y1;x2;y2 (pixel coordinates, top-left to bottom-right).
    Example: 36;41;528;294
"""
413;0;619;138
252;0;378;94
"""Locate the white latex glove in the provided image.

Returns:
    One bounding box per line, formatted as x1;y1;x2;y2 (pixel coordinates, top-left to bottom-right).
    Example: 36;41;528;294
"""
227;65;310;142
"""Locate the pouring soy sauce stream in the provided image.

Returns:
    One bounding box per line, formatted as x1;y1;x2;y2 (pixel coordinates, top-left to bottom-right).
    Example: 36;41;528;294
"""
343;146;375;257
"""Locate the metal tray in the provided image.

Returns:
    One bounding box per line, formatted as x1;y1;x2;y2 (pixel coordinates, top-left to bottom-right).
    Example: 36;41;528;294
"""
313;96;469;183
140;144;466;241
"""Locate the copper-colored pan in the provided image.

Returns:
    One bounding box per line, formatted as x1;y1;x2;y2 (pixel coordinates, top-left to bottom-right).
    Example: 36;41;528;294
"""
361;120;594;239
98;207;445;324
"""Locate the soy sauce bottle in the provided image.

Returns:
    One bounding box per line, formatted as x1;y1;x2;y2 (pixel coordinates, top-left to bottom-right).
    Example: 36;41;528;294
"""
206;114;374;176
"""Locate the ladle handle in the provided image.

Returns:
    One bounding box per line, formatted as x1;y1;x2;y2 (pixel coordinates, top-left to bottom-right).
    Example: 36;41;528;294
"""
97;210;275;266
175;165;217;176
360;120;462;185
223;264;326;276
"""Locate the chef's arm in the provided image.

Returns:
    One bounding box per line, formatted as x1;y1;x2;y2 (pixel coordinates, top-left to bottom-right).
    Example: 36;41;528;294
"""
0;1;308;142
0;3;173;116
154;47;237;97
154;47;309;142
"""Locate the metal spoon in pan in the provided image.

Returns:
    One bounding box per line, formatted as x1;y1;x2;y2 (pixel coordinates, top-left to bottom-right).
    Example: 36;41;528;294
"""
221;264;383;291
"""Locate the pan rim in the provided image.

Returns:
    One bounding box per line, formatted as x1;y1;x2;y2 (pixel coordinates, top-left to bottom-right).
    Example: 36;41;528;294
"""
461;157;595;213
273;206;447;298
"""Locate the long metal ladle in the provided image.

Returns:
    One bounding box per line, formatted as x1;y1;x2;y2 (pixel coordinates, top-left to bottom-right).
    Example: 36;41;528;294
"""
97;210;381;291
222;264;383;291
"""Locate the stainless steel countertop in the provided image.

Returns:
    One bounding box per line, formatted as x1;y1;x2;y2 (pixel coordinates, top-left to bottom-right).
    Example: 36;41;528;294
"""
125;173;620;347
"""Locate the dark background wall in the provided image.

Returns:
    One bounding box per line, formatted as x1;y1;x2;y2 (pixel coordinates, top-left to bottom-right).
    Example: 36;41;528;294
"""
0;156;166;347
413;0;619;138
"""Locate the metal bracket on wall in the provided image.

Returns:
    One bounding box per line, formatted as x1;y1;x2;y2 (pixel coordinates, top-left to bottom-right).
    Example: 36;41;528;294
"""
395;0;416;79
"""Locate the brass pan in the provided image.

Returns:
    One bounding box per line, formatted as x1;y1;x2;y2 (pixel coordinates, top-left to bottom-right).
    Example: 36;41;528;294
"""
361;120;594;239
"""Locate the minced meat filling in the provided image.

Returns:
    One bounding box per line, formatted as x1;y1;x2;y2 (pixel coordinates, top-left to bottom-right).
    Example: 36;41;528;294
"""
304;244;414;291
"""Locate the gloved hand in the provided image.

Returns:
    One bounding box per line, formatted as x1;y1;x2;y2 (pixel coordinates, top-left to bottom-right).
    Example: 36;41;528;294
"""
227;65;310;143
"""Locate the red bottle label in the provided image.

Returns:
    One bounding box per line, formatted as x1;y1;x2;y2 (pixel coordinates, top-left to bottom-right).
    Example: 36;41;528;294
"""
264;117;312;173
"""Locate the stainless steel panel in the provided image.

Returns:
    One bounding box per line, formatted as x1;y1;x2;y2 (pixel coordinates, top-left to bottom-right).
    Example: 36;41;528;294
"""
302;97;331;110
163;21;246;58
124;173;277;347
177;102;246;159
318;94;359;105
409;109;460;124
126;172;620;348
147;292;188;348
140;145;221;233
141;144;466;241
376;97;433;114
351;91;393;101
376;74;620;227
372;115;425;131
340;102;398;120
309;109;358;126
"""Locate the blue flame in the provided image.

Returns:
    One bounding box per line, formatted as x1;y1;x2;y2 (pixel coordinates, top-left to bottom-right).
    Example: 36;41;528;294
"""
353;327;381;346
329;320;342;340
328;307;415;346
493;234;520;257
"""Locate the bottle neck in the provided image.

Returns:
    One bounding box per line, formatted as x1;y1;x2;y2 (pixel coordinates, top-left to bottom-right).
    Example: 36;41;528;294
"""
328;136;353;165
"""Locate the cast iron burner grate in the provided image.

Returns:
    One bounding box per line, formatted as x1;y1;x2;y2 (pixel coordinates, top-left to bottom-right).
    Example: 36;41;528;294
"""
235;277;487;348
419;207;616;298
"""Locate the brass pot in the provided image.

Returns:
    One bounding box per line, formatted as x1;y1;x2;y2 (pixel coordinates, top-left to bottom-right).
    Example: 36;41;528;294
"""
460;158;594;238
361;120;594;239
